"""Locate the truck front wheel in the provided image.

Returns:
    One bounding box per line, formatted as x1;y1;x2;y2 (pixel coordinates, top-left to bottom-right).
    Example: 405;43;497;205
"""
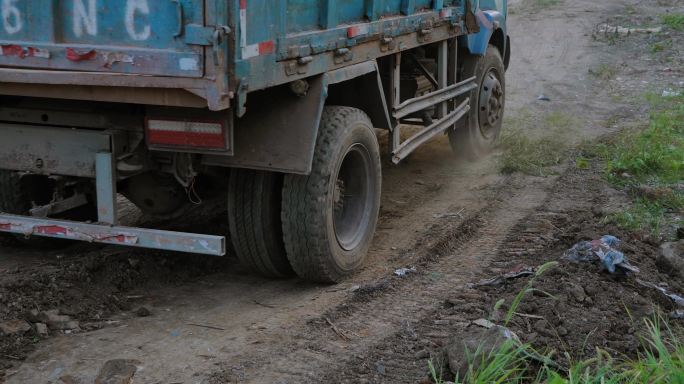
449;44;506;160
282;106;382;283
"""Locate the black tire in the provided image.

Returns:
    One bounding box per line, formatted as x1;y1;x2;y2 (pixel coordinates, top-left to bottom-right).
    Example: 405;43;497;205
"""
449;44;506;160
282;106;382;283
228;169;294;277
0;171;68;248
0;170;25;246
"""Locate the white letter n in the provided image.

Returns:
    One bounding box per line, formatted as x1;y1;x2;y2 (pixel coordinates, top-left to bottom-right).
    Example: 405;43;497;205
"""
73;0;97;37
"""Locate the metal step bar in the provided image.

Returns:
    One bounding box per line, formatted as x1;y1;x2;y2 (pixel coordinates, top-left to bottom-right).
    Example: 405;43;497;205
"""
393;76;476;119
392;99;470;163
0;213;226;256
388;38;476;163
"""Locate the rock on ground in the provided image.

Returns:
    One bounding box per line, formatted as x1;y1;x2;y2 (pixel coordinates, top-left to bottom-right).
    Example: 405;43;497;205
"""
656;241;684;277
0;319;31;335
94;359;141;384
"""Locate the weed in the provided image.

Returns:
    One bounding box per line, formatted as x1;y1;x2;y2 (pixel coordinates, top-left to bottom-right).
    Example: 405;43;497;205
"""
651;39;673;53
662;13;684;31
503;262;558;326
589;64;619;81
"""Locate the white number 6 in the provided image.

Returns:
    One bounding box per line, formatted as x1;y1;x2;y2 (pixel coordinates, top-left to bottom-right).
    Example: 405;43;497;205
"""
2;0;22;35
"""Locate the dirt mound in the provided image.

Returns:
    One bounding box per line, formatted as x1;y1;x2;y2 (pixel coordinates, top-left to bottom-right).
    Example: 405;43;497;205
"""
0;245;235;373
476;209;679;363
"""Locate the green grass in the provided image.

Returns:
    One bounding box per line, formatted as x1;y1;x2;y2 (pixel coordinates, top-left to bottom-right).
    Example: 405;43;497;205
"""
429;341;529;384
662;13;684;31
608;198;670;237
583;94;684;238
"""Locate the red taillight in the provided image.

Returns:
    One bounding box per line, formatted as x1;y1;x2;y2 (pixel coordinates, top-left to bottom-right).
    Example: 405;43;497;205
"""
146;118;227;151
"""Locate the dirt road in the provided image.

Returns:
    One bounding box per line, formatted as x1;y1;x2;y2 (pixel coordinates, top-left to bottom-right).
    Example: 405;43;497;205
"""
2;0;682;382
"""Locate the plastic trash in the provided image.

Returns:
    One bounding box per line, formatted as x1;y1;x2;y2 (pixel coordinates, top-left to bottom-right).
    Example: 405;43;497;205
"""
662;89;682;97
597;24;662;34
637;279;684;307
671;310;684;319
562;235;639;274
537;94;551;101
394;267;417;277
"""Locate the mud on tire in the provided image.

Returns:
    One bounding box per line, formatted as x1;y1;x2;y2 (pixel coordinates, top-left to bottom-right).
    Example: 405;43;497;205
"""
282;106;382;283
449;44;506;160
228;169;294;278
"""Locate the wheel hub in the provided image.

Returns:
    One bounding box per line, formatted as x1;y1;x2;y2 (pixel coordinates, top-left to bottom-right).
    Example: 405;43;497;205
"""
333;144;373;252
478;70;504;139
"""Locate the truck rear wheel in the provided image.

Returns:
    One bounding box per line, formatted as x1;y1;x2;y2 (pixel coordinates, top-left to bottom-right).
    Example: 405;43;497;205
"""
449;44;506;160
228;169;294;277
282;106;381;283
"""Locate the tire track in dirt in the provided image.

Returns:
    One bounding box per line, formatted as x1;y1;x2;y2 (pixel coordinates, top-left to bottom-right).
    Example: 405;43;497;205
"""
217;176;556;383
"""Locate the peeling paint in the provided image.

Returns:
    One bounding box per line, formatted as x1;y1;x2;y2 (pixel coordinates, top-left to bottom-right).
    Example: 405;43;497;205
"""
102;52;134;68
0;45;50;59
66;48;97;61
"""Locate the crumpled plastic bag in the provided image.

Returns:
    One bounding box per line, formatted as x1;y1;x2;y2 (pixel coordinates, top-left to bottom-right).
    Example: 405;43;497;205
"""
562;235;639;274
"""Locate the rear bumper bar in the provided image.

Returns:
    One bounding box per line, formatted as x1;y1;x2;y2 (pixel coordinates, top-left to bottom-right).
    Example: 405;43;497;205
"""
0;214;226;256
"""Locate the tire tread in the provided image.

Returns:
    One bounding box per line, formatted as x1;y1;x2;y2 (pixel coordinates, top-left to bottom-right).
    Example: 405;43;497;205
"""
282;106;379;283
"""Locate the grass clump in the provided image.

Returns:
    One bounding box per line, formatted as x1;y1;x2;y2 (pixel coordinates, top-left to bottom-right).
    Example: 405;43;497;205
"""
662;13;684;31
429;341;529;384
589;64;619;81
498;111;576;176
499;134;566;176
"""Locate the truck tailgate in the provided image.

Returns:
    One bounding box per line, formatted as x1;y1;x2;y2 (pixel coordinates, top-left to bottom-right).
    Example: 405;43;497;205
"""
0;0;206;77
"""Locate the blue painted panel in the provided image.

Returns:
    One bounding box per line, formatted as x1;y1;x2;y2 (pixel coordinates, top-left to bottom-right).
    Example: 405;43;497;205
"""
65;0;197;47
287;0;321;32
0;0;205;77
284;0;452;34
464;9;506;56
415;0;433;10
244;0;274;44
336;0;366;24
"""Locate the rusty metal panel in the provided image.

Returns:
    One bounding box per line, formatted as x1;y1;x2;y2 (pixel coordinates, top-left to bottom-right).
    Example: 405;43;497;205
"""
202;75;327;174
0;124;111;177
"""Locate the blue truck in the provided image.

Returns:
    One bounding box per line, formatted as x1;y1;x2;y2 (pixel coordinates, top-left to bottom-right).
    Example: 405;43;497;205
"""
0;0;509;282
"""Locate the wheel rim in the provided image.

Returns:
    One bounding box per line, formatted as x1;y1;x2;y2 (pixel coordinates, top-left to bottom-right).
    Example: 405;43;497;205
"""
333;143;374;252
477;69;504;139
